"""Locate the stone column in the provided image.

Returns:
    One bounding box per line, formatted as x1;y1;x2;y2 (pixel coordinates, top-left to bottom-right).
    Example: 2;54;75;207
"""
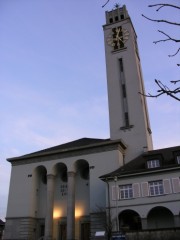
67;171;76;240
141;218;148;230
45;174;55;240
174;215;180;228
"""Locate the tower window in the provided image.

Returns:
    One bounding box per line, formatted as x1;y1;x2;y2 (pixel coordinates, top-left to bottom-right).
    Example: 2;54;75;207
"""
125;112;129;127
115;16;119;21
122;84;126;98
121;14;124;19
109;18;113;23
119;58;123;72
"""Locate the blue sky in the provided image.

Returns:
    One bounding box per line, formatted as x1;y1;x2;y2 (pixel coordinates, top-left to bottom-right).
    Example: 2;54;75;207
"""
0;0;179;220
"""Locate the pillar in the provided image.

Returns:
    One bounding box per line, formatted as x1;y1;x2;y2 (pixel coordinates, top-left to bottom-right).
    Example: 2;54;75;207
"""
45;174;55;240
174;215;180;228
67;171;76;240
141;218;148;230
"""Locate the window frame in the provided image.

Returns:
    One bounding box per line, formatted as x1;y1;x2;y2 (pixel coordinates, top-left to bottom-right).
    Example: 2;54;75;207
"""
119;184;133;199
147;159;160;169
149;180;164;196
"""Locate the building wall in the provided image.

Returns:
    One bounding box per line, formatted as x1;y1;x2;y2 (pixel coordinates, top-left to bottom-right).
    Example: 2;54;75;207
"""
4;149;124;239
108;170;180;231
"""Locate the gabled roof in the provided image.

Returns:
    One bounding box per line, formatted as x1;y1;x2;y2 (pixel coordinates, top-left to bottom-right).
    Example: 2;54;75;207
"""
7;137;126;162
100;145;180;180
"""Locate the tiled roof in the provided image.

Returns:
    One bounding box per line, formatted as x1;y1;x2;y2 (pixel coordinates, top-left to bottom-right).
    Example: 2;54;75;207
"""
100;145;180;180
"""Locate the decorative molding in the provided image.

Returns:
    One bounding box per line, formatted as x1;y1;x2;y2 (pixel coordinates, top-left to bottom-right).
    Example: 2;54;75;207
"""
11;142;125;166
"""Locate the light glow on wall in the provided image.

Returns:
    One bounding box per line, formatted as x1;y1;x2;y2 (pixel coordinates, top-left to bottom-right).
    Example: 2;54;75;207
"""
75;207;83;218
53;208;62;219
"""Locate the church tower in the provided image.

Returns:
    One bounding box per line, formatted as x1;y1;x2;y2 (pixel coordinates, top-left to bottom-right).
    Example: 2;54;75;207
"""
103;6;153;162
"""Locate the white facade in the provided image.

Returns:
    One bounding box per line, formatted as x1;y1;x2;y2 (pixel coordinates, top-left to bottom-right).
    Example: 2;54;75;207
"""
4;140;126;239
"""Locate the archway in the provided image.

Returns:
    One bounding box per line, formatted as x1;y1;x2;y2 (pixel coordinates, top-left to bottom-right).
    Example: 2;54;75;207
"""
147;206;174;229
119;209;142;231
75;159;89;180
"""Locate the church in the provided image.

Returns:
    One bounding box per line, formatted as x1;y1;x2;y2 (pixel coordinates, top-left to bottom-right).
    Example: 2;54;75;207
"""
4;5;180;240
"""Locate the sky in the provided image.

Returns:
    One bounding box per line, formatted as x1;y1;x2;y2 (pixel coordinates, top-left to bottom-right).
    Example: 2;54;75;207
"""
0;0;179;221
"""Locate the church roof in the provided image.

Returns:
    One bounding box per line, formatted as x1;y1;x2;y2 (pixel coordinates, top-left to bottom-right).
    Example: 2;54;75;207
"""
100;145;180;180
7;137;126;162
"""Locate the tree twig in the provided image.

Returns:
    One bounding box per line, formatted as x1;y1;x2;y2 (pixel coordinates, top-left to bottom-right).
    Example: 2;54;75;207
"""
142;14;180;26
153;30;180;44
171;80;180;84
139;79;180;101
169;48;180;57
102;0;110;8
148;4;180;12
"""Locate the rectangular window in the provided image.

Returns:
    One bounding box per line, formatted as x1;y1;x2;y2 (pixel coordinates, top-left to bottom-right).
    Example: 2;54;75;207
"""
177;155;180;164
119;58;123;72
122;84;126;98
147;159;160;169
119;184;133;199
124;112;129;127
149;181;164;196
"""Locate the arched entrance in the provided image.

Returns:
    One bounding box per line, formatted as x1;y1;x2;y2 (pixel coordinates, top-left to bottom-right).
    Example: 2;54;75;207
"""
147;206;174;229
119;209;142;231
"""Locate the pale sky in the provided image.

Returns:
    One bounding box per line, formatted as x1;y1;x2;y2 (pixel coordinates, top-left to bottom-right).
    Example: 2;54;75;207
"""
0;0;179;221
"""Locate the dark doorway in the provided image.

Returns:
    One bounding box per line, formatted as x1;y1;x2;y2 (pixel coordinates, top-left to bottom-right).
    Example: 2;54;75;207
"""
40;225;45;237
59;224;66;240
119;210;142;231
81;222;90;240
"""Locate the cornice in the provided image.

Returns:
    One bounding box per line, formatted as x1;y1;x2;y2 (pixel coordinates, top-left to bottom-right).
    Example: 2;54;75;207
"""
10;140;126;166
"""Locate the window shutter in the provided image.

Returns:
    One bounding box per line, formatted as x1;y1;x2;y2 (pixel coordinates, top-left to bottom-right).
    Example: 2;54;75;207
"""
112;185;119;200
141;182;149;197
133;183;140;198
163;179;172;194
172;178;180;193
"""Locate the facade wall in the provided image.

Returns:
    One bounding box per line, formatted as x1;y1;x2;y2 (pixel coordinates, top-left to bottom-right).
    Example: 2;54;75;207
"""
4;149;124;239
108;170;180;231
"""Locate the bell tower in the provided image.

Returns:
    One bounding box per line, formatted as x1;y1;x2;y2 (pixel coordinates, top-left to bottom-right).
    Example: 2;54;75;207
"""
103;5;153;162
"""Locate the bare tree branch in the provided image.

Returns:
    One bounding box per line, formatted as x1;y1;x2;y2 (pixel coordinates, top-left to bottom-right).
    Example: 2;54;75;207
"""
142;14;180;26
102;0;110;8
153;30;180;44
139;80;180;101
171;80;180;84
169;48;180;57
148;4;180;12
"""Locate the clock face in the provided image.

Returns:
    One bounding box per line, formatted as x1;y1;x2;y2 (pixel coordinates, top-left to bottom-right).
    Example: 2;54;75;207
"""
107;26;129;50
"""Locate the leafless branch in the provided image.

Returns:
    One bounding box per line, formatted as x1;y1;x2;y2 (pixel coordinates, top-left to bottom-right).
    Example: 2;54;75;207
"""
148;4;180;12
142;14;180;26
153;30;180;44
102;0;110;8
169;48;180;57
171;80;180;84
139;79;180;101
